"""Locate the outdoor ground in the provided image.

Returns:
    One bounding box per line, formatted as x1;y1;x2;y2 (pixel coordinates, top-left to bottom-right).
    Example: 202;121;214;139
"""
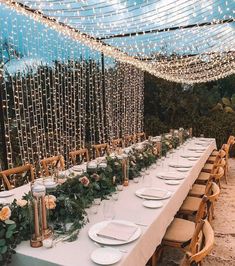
158;158;235;266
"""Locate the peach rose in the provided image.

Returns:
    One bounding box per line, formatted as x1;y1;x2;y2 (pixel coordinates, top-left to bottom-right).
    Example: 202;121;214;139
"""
16;199;27;207
79;176;90;187
45;195;56;210
0;206;11;221
57;178;66;184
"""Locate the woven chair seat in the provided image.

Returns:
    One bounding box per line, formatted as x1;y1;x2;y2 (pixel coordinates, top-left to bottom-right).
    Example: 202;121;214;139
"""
163;218;195;243
211;150;219;156
202;163;213;172
180;196;202;212
189;184;206;197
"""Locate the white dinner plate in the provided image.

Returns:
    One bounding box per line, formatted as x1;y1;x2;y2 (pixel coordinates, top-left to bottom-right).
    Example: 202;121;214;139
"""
188;148;206;152
142;200;163;209
181;154;200;158
187;157;198;161
135;187;172;200
91;247;122;265
156;172;184;180
88;220;141;246
176;168;189;172
164;180;180;185
0;198;7;204
168;162;193;168
0;191;15;198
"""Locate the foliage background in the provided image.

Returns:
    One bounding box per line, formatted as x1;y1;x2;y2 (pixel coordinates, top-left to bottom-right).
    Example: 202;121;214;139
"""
144;73;235;153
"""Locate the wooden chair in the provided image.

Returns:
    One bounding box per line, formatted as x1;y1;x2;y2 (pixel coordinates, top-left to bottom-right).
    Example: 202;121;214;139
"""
179;182;220;224
151;196;209;265
192;166;224;195
111;138;123;151
92;143;110;158
124;135;136;147
40;155;65;177
0;164;34;190
136;132;146;142
207;148;226;164
202;150;225;173
69;148;89;166
206;182;220;223
180;219;214;266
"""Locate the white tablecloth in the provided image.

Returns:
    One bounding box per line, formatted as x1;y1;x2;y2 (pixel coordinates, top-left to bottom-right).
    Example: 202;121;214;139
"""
10;138;216;266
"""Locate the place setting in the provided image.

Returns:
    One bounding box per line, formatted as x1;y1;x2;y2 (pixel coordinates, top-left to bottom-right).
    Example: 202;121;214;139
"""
89;219;142;265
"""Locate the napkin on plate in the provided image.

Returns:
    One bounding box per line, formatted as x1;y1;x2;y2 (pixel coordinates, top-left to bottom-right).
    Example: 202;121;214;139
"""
169;162;193;168
97;222;138;241
141;188;168;198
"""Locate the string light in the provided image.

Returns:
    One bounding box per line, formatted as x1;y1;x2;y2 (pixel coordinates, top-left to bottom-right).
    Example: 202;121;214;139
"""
0;0;234;84
0;6;144;167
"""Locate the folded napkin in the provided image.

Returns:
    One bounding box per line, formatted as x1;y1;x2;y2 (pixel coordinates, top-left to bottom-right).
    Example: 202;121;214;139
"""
141;188;168;198
97;222;138;241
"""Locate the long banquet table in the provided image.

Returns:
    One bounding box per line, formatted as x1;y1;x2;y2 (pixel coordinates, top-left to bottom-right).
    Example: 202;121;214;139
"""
9;138;217;266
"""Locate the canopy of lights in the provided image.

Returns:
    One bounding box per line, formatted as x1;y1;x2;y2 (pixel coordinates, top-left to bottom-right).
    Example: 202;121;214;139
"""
1;0;235;84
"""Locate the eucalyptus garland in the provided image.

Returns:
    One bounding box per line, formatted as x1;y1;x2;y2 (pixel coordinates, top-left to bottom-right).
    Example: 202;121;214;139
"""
0;135;186;265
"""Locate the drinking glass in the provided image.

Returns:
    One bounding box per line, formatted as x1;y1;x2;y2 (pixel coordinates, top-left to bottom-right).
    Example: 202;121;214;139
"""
103;198;115;220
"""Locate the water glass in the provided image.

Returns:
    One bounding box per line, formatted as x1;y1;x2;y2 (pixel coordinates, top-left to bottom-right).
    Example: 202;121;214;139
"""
133;177;140;183
112;191;119;201
103;198;115;220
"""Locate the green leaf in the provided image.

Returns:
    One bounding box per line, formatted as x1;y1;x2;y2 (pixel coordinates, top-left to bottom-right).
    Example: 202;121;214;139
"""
0;229;5;238
0;239;6;247
6;230;13;239
0;246;7;254
7;223;16;231
4;220;15;225
222;97;231;106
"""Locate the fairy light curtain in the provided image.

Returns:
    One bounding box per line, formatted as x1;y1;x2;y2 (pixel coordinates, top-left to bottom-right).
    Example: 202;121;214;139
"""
0;0;234;83
0;6;144;168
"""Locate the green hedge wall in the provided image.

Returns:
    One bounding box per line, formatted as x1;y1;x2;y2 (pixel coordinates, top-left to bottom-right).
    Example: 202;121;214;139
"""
144;73;235;150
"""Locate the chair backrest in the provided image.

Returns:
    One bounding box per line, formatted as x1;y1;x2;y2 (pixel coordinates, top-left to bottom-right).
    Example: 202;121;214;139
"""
69;148;89;166
111;138;123;150
206;182;220;201
210;166;224;183
124;135;136;147
0;164;34;190
136;132;146;142
195;195;209;223
92;143;109;158
40;155;65;176
180;219;214;266
227;135;235;146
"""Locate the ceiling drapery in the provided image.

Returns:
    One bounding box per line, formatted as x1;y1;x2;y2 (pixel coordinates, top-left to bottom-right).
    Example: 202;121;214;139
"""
1;0;235;84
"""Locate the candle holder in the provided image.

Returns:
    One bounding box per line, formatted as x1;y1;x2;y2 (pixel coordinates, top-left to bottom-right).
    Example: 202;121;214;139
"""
30;183;53;248
122;154;129;186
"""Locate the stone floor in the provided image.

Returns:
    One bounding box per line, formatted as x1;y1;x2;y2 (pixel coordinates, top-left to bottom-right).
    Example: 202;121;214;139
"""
158;158;235;266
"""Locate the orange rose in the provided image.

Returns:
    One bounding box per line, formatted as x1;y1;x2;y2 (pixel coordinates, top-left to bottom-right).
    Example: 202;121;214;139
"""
45;195;56;210
0;206;11;221
16;199;27;207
